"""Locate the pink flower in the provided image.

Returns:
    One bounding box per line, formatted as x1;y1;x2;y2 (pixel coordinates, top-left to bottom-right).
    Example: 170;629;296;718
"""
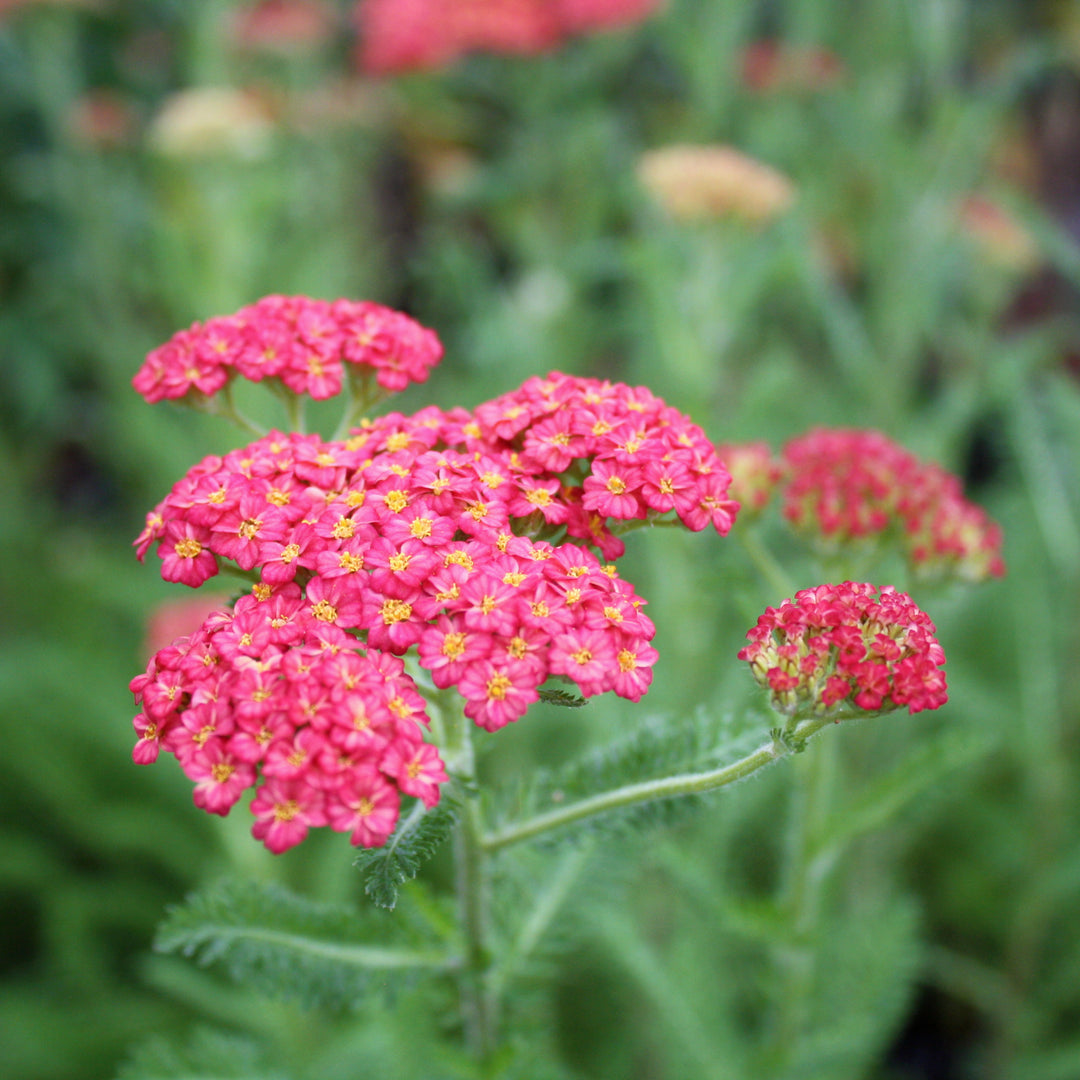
158;521;218;587
250;778;328;853
380;738;448;809
326;764;401;847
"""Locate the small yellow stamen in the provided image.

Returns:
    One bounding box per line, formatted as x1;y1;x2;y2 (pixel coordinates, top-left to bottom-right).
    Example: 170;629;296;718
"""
486;674;512;701
442;632;467;659
381;599;412;624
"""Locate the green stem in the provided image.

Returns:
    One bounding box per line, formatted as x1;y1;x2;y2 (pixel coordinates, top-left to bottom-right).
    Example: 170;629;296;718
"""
483;714;835;854
333;371;391;441
441;701;498;1064
770;728;838;1067
736;525;798;598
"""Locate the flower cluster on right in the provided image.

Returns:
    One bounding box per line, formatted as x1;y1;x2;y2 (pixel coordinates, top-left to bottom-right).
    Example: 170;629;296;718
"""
738;582;948;718
720;428;1005;582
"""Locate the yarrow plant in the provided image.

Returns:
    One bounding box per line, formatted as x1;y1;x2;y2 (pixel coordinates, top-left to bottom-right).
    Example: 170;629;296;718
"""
130;296;738;852
125;295;1003;1066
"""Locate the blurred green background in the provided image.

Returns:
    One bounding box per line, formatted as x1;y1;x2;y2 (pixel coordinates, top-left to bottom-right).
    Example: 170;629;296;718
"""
3;1;1080;1078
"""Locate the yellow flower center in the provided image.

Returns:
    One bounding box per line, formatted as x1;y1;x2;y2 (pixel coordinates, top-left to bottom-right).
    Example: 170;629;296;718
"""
442;633;467;659
381;599;412;624
486;674;512;701
175;538;203;558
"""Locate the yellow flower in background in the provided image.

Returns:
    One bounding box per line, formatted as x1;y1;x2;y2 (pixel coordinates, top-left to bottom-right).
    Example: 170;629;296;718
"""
637;144;796;224
148;87;277;159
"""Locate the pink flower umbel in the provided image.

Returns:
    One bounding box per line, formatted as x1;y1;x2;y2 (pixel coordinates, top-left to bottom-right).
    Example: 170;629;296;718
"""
738;582;948;718
780;428;1005;582
130;297;742;853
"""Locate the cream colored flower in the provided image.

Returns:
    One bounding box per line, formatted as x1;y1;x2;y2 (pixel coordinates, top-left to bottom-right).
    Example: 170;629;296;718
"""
637;144;796;224
148;87;276;159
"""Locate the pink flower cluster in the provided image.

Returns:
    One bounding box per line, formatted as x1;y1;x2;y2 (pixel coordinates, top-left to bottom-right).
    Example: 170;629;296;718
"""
354;0;661;75
131;330;738;850
722;428;1005;582
131;294;442;404
738;582;948;717
131;590;445;853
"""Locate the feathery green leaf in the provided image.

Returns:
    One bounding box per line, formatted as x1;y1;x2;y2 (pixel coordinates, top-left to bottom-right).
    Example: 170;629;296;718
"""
355;792;461;910
154;880;452;1009
116;1027;291;1080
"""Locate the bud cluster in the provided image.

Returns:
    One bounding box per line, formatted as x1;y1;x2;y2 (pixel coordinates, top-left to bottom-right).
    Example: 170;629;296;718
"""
738;582;948;717
722;428;1005;582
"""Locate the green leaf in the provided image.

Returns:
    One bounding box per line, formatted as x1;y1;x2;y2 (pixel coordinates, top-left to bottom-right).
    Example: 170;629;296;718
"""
116;1027;291;1080
812;725;994;860
536;687;588;708
355;793;461;910
154;880;451;1009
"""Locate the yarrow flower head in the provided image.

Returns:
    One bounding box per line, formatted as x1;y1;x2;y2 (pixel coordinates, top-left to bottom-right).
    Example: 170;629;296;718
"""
719;428;1005;583
131;294;442;405
130;299;739;853
738;582;948;718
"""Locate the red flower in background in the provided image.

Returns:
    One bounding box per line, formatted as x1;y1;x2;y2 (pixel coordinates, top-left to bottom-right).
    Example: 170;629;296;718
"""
354;0;662;76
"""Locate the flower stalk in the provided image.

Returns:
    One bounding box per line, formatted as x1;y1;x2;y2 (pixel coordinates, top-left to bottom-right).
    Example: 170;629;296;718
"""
482;713;835;854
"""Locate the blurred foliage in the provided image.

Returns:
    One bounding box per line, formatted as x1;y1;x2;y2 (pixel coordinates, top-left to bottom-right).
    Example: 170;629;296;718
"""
2;0;1080;1078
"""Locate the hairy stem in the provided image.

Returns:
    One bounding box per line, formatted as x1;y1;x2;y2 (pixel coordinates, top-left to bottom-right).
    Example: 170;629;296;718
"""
736;525;797;598
482;714;835;853
441;702;498;1063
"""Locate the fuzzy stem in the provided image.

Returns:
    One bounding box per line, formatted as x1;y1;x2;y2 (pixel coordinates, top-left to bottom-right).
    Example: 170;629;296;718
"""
770;728;838;1066
482;714;835;854
441;702;498;1063
736;525;797;598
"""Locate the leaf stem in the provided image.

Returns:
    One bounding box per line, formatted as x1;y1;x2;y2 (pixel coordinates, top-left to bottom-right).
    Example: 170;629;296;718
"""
482;714;835;854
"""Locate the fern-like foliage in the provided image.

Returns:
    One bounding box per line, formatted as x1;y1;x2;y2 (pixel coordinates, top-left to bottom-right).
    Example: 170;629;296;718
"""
116;1027;292;1080
536;687;587;708
355;791;461;910
492;708;766;846
154;879;453;1009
